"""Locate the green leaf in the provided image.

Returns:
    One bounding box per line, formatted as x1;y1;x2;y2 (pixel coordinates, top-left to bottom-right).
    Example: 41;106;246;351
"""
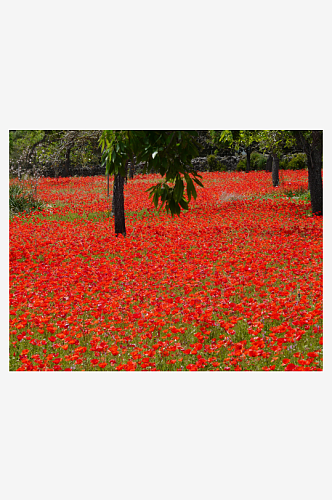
179;198;188;210
161;189;168;202
174;203;180;216
185;175;195;201
191;181;197;200
153;190;159;208
173;178;184;203
193;177;203;187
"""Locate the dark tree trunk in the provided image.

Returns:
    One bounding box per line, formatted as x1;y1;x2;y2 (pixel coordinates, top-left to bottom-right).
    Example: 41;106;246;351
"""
246;147;250;172
266;154;272;172
308;132;323;215
294;131;322;216
129;156;135;179
63;148;71;177
113;173;126;236
272;153;279;187
112;182;115;214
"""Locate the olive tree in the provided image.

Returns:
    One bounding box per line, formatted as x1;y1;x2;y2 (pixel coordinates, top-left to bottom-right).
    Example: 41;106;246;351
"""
212;130;260;172
292;130;323;215
100;131;203;236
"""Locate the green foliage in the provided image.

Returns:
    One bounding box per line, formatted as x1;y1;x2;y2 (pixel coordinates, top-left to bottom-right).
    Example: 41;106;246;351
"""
286;153;307;170
207;154;217;171
250;152;266;170
279;153;307;170
256;130;296;156
236;157;247;171
256;155;267;170
235;151;267;171
216;130;260;152
279;158;288;170
9;183;45;217
208;130;233;151
206;154;227;172
100;131;203;217
9;130;45;164
282;185;310;199
9;130;102;177
195;131;222;155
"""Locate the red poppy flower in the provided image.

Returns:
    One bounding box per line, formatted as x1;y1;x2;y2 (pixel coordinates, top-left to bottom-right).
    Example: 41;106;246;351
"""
285;363;296;371
109;346;118;356
9;171;322;372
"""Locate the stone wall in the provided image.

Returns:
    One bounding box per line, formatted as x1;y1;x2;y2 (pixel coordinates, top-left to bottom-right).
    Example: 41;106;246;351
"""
39;165;106;178
191;156;239;172
39;157;239;178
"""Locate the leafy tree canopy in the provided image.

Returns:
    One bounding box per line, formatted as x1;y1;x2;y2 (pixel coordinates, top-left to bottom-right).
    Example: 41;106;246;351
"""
100;131;203;216
9;130;103;175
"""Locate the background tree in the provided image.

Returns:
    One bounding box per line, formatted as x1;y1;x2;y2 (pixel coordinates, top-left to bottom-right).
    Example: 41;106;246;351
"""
10;130;52;176
255;130;323;214
47;130;102;175
210;130;260;172
256;130;290;187
100;131;203;236
9;130;103;178
291;130;323;215
196;131;224;156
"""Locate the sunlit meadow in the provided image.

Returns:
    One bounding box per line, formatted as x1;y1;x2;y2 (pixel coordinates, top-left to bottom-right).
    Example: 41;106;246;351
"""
9;170;323;371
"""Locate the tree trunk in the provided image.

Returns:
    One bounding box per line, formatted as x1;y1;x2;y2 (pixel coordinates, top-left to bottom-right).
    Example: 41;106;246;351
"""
111;181;115;214
63;147;71;177
306;132;323;215
293;130;323;216
129;156;135;179
266;154;272;172
309;133;323;215
246;147;250;172
113;173;126;236
272;153;279;187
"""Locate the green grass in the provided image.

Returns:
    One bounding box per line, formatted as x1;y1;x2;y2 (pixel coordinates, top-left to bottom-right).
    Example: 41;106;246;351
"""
9;184;45;218
9;174;322;372
256;186;310;204
282;186;311;201
17;205;160;226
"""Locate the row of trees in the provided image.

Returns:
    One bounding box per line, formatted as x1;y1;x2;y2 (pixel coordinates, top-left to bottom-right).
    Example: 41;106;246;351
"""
9;130;102;178
9;130;323;234
208;130;322;187
99;130;322;236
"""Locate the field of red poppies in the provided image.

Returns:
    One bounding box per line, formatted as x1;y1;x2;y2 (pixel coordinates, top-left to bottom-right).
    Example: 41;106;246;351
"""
9;170;323;371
